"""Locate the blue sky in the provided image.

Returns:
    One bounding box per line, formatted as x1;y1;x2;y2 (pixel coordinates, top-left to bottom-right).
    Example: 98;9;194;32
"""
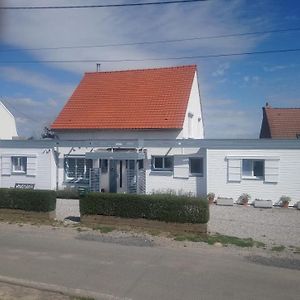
1;0;300;138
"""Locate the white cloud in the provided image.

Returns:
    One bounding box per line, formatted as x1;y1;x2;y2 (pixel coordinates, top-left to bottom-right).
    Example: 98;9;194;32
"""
0;66;73;97
212;63;230;77
1;0;267;73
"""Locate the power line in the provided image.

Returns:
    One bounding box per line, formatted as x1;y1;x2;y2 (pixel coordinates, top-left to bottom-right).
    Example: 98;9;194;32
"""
2;27;300;53
0;0;209;10
1;47;300;64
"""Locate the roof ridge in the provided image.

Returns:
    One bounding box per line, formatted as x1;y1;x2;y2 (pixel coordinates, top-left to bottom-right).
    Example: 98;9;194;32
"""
85;64;197;75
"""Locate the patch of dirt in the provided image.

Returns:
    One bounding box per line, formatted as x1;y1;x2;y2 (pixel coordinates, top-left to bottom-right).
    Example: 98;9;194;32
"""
0;281;69;300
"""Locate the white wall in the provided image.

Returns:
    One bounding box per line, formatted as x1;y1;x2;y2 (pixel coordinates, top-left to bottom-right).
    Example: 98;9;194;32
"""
0;102;18;140
0;148;55;190
146;147;206;196
55;129;181;140
207;149;300;206
179;71;204;139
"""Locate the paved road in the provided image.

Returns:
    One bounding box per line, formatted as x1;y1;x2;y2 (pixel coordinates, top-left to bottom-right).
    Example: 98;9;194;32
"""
0;224;299;300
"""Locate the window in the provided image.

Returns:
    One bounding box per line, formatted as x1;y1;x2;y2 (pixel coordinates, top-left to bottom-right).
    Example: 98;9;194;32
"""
152;156;173;171
64;157;93;181
242;159;264;179
189;158;203;176
11;156;27;174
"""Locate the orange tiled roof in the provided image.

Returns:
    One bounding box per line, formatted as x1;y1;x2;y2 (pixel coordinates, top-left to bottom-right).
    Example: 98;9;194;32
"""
51;65;196;130
260;106;300;139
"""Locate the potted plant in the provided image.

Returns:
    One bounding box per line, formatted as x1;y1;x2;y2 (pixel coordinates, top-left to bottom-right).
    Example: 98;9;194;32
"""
207;192;215;205
279;195;291;208
238;193;251;206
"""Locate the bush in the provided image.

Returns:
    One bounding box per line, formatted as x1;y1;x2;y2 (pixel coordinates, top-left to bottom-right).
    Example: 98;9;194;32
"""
0;188;56;212
80;193;209;224
56;188;80;199
237;193;251;204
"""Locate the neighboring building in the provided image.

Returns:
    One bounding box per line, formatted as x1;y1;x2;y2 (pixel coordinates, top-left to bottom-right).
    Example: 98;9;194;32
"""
0;66;300;206
0;101;18;140
260;103;300;139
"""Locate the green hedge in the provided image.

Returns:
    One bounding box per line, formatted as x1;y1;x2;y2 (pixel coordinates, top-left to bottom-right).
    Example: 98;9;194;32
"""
56;189;80;199
80;193;209;224
0;188;56;212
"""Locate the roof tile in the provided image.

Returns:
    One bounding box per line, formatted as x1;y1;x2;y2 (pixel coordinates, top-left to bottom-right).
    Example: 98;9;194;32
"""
51;65;196;130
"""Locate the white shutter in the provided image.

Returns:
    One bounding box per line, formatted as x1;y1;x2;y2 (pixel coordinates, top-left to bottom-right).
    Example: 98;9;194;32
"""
227;158;241;182
264;159;279;183
1;156;11;176
173;156;189;178
27;156;37;177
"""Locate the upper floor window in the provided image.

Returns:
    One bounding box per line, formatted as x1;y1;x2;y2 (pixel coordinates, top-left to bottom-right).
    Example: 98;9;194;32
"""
242;159;264;179
11;156;27;174
189;157;203;176
152;156;173;171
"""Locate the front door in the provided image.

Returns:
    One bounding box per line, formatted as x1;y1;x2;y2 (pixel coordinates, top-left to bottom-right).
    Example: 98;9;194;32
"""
109;160;117;193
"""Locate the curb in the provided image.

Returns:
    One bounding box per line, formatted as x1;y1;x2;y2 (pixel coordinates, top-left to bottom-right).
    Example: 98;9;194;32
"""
0;275;131;300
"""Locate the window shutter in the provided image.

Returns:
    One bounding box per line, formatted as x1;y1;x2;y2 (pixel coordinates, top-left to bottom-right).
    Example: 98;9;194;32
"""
1;156;11;176
173;156;189;178
264;159;279;183
27;156;37;177
227;158;241;182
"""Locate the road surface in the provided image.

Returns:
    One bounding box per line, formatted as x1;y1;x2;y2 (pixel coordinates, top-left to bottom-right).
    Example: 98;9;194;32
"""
0;224;299;300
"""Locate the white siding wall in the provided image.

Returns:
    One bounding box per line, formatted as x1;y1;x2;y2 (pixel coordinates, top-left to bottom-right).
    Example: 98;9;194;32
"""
0;102;18;140
180;71;204;139
207;149;300;206
0;148;55;190
55;129;181;140
146;147;206;196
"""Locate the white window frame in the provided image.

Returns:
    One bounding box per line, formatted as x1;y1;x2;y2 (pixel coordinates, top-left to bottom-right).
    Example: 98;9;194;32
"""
152;156;173;171
189;157;203;176
11;156;27;174
242;159;264;180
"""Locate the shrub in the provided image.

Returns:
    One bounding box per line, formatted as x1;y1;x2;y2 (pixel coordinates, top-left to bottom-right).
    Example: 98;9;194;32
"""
56;188;80;199
279;195;291;206
237;193;251;205
80;193;209;224
0;188;56;212
207;192;215;203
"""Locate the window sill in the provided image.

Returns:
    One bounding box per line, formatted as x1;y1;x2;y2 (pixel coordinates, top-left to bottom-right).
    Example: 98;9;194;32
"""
11;171;27;175
242;176;264;181
149;170;173;176
189;173;203;177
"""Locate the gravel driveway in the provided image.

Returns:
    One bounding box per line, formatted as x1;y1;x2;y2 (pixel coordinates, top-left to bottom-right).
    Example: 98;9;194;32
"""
208;205;300;247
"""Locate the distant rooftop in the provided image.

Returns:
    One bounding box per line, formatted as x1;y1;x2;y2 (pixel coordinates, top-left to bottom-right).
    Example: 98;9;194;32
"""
260;103;300;139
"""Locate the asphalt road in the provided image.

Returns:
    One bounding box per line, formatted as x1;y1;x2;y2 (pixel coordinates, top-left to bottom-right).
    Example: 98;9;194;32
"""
0;224;299;300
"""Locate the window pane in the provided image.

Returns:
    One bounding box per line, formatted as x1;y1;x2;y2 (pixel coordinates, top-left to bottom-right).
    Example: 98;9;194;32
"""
76;159;85;178
154;157;163;169
12;156;27;173
242;160;252;176
65;158;75;178
253;160;264;177
85;159;93;179
100;159;108;173
190;158;203;174
164;157;173;169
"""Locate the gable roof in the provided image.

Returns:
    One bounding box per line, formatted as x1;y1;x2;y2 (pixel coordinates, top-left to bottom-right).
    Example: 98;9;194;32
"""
51;65;197;130
260;104;300;139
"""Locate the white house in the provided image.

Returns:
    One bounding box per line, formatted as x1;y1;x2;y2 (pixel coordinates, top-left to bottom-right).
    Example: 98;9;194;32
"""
0;65;299;206
0;101;18;140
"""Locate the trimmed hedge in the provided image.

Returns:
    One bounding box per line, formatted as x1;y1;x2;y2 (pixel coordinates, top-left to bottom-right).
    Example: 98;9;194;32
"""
56;189;80;199
80;193;209;224
0;188;56;212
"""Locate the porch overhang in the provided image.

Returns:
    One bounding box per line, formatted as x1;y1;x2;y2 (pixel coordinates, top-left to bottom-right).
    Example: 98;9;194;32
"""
85;151;145;160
